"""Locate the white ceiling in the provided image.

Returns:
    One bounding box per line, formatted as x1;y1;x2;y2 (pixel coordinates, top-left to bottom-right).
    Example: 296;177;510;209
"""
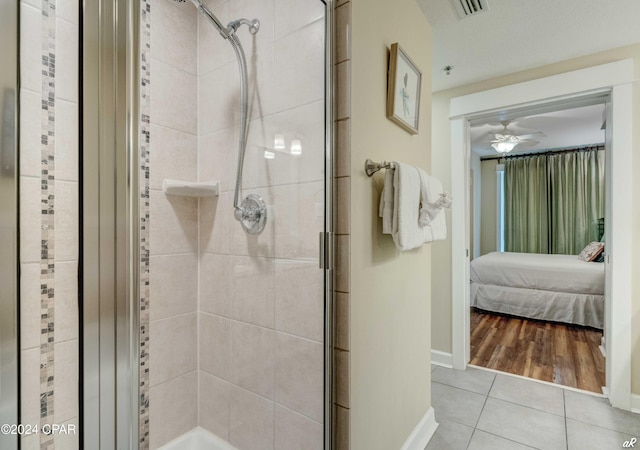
470;103;605;158
417;0;640;92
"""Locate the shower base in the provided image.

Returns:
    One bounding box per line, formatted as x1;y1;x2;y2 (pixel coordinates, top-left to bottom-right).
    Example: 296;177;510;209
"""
158;427;238;450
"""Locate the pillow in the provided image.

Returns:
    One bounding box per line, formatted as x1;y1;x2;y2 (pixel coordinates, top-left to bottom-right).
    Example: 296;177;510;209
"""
578;242;605;262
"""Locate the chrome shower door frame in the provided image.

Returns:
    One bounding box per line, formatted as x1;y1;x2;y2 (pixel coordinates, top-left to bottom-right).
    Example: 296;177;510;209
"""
82;0;139;447
82;0;335;448
0;0;19;448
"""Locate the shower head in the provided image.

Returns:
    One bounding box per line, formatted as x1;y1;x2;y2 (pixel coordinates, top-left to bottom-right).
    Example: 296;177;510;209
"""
173;0;260;38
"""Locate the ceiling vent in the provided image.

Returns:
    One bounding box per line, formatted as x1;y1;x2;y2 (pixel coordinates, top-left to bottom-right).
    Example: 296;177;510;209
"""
451;0;488;19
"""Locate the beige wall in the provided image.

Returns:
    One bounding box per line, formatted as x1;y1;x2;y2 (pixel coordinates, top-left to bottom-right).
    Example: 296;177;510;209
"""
349;0;433;448
480;159;498;255
430;44;640;395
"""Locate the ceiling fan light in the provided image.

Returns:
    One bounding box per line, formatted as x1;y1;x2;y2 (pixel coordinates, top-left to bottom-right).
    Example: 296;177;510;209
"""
492;141;517;153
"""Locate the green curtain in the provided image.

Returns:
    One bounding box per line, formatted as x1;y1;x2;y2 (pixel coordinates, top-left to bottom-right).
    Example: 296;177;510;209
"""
504;147;604;255
504;155;549;253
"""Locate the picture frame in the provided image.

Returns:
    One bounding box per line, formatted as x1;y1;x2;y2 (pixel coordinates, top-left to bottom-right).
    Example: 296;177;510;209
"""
386;43;422;135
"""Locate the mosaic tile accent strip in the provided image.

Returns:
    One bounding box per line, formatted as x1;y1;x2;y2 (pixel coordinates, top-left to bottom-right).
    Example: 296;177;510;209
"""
40;0;56;448
139;0;152;447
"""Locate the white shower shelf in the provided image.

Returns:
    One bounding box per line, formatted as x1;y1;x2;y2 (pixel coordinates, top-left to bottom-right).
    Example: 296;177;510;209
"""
162;179;220;197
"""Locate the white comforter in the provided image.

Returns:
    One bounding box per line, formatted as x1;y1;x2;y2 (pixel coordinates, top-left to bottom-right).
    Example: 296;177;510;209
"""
470;252;604;295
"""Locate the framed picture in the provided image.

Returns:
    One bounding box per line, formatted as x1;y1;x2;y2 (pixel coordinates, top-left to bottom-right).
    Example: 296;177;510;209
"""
386;43;422;135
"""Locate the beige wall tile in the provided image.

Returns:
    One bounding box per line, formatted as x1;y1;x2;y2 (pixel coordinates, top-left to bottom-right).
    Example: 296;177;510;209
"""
55;261;79;342
53;417;79;450
336;61;351;120
335;292;349;351
270;101;326;186
274;405;323;450
335;176;350;235
55;99;79;182
19;176;40;264
272;20;324;114
229;255;275;328
229;386;275;450
150;125;198;191
20;263;40;350
275;259;323;342
335;235;350;292
240;120;277;190
57;0;79;24
274;0;325;42
198;64;233;135
149;372;198;449
151;0;198;75
55;181;79;262
20;348;39;425
19;89;40;178
199;253;232;316
149;313;198;386
230;321;275;399
149;254;198;321
21;434;38;450
20;3;42;93
199;371;231;440
198;3;233;76
273;182;324;260
151;58;197;134
335;2;351;63
54;339;79;423
198;128;234;191
334;348;349;409
275;332;324;422
200;192;231;255
56;19;78;102
334;405;350;450
199;313;231;380
335;119;351;178
149;190;198;256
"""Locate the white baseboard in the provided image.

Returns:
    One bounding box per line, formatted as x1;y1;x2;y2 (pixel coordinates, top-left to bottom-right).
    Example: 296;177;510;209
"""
632;393;640;414
400;407;439;450
431;350;453;368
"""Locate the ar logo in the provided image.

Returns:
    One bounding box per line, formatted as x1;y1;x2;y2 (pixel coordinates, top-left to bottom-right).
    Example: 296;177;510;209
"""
623;437;637;448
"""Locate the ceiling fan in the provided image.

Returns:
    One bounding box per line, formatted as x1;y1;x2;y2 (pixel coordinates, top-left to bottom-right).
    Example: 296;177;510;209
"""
488;120;543;153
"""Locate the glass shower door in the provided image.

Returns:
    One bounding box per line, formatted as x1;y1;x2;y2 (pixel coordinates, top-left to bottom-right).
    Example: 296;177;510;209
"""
136;1;332;449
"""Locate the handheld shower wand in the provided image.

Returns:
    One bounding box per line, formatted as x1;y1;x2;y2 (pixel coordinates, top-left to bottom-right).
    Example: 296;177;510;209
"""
175;0;266;235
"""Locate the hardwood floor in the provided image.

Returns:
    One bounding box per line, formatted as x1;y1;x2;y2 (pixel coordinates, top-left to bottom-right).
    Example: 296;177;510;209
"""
469;308;605;393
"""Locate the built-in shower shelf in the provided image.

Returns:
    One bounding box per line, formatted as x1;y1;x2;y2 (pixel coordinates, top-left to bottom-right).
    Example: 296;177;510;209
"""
162;179;220;197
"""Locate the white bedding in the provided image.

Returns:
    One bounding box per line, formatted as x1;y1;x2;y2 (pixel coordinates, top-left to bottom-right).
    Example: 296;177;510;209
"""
470;252;604;295
470;252;605;329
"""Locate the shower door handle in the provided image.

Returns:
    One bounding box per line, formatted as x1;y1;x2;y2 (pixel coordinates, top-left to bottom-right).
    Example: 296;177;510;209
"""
319;232;334;270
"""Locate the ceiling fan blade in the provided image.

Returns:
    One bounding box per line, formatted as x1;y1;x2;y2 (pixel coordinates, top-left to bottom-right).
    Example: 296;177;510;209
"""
516;132;544;140
518;140;540;146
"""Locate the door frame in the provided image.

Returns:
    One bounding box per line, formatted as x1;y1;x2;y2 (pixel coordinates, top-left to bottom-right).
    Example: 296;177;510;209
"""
449;59;634;410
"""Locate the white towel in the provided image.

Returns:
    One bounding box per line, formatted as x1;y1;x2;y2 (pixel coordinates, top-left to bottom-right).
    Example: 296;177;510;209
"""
419;171;448;242
379;168;395;234
390;162;424;251
378;162;451;249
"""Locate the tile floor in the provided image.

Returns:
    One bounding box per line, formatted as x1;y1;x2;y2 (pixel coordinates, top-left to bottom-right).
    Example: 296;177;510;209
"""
427;365;640;450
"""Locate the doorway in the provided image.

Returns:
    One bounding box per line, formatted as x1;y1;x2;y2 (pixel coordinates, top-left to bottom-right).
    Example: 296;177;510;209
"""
449;60;634;410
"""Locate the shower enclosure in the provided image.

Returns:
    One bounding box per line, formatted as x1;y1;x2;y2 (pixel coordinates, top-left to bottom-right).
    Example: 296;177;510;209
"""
82;0;334;449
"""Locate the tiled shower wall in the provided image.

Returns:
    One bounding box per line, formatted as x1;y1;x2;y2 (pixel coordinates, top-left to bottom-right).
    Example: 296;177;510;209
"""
19;0;80;449
145;0;327;448
146;1;199;448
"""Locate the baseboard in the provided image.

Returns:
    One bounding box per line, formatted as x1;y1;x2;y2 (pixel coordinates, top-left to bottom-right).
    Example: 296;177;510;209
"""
400;407;439;450
431;350;453;368
632;393;640;414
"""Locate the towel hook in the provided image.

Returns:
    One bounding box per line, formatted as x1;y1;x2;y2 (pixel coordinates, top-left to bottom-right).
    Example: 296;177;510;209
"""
365;159;395;177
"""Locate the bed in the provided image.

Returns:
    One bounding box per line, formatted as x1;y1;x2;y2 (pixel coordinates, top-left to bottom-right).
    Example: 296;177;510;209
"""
470;252;605;329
